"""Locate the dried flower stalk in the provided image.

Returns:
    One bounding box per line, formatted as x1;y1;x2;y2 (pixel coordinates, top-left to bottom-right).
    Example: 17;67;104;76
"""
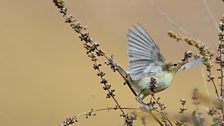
168;31;219;99
53;0;224;125
176;99;187;126
59;107;139;126
52;0;136;125
217;15;224;122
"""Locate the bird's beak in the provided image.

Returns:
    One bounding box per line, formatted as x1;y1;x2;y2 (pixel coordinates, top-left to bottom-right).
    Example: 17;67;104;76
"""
180;60;189;66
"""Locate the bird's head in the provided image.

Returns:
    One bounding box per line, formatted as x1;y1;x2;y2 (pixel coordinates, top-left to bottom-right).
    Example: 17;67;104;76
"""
163;61;187;74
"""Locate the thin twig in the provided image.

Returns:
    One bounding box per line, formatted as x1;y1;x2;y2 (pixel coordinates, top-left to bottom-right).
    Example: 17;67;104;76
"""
148;111;164;126
151;95;173;126
208;71;220;98
217;15;224;121
52;1;135;125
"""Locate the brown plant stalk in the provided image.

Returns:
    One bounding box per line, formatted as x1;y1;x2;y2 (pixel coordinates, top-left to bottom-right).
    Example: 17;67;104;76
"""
52;0;137;125
168;31;219;99
217;15;224;121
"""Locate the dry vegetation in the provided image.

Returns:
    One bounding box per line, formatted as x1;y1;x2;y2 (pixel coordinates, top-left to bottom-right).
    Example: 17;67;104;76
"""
53;0;224;125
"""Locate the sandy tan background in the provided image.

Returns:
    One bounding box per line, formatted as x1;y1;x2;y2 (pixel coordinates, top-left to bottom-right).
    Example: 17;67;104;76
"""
0;0;223;126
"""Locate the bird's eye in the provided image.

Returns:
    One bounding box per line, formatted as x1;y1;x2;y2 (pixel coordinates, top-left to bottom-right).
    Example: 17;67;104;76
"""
173;63;177;66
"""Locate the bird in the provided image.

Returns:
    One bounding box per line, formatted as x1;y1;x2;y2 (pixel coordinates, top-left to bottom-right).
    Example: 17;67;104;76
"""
116;24;203;110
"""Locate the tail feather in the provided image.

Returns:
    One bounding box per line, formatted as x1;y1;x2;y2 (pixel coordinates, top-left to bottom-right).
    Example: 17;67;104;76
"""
116;64;137;96
117;64;129;81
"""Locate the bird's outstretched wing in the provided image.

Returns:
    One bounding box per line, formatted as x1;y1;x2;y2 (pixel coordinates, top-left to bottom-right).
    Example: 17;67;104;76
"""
127;24;165;80
178;57;204;71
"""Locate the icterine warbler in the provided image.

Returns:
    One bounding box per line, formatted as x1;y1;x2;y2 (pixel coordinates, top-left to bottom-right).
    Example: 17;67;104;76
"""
116;24;203;110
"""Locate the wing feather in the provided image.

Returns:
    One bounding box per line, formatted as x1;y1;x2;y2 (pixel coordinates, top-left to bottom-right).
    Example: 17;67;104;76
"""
128;24;165;80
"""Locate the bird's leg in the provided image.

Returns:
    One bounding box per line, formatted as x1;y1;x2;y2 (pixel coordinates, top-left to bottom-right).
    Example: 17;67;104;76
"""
136;90;153;110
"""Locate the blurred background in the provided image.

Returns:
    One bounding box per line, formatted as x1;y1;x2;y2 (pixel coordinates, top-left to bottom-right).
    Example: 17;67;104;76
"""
0;0;223;125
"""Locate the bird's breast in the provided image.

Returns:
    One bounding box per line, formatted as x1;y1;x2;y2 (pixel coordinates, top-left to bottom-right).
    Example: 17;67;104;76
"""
130;72;174;94
155;72;174;92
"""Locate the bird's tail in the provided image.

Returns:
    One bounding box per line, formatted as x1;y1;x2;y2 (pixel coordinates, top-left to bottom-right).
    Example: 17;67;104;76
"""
116;64;137;96
117;64;128;81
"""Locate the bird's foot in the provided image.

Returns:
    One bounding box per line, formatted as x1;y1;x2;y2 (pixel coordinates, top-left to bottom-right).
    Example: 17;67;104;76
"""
140;103;154;110
136;97;154;110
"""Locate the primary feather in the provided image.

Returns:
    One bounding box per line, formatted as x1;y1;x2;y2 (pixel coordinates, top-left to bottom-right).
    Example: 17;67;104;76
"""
127;24;165;80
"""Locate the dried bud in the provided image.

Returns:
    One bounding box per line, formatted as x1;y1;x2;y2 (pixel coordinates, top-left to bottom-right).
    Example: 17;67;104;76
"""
100;79;108;84
65;15;74;23
53;0;65;8
219;22;224;31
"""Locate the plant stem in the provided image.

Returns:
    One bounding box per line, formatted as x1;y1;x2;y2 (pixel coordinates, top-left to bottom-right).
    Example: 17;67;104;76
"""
208;71;220;98
219;42;224;121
